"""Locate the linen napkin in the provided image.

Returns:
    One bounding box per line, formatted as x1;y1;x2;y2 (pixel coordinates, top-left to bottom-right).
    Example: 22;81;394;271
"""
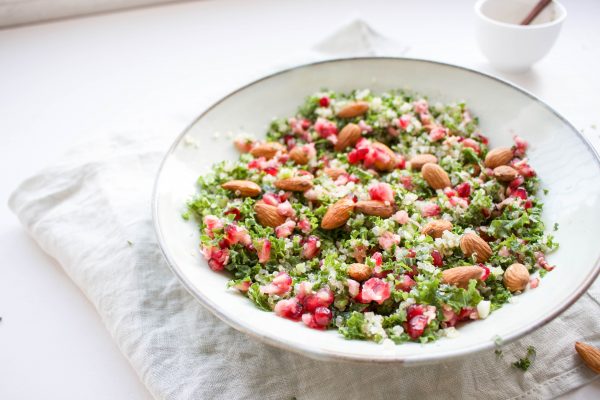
9;20;600;400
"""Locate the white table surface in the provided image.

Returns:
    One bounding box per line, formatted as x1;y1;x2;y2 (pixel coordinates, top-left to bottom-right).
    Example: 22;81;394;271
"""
1;0;599;398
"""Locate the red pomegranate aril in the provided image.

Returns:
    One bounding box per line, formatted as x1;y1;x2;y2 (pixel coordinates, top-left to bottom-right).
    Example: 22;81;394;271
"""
407;304;425;320
396;275;416;292
478;264;490;281
512;187;528;200
313;307;332;326
302;294;321;313
456;182;472;198
224;208;242;221
407;315;428;339
431;250;443;267
509;176;524;190
274;298;303;321
319;97;330;107
264;166;278;176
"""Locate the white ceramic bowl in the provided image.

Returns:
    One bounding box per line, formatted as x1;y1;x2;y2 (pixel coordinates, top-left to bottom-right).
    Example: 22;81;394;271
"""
475;0;566;72
153;58;600;364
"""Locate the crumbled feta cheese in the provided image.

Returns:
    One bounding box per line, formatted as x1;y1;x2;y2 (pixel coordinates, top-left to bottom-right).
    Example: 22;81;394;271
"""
477;300;491;319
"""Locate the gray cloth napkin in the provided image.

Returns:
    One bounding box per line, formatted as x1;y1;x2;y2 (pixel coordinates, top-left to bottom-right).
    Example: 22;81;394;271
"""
9;20;600;400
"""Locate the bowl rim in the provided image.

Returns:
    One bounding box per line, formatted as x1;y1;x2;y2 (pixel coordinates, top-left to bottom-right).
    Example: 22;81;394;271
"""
152;56;600;364
474;0;567;30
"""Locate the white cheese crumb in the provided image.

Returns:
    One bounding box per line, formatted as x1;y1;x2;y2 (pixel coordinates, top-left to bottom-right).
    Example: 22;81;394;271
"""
477;300;491;319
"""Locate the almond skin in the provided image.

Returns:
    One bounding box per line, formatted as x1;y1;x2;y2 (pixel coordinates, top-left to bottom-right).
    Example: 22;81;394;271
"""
337;101;369;118
289;146;311;165
422;220;453;239
493;165;519;182
575;342;600;374
484;147;514;168
323;167;346;180
221;180;262;197
321;198;355;230
422;163;451;189
335;123;362;151
410;154;438;170
249;142;285;159
274;176;313;192
347;263;372;282
355;200;395;217
372;142;397;172
503;263;530;292
254;201;286;228
441;266;483;288
460;233;492;262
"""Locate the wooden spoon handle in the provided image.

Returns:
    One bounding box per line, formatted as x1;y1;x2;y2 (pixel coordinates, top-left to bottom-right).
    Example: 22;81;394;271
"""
520;0;553;25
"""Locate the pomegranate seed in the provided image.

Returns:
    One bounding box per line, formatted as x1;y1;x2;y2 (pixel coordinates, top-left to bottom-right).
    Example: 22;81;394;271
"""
407;304;425;320
302;235;320;259
396;275;416;292
262;193;280;206
314;118;338;138
224;208;241;221
512;187;528;200
247;158;263;170
302;295;321;313
276;201;295;217
378;231;400;251
395;155;406;169
297;219;311;234
478;264;490;280
398;114;411;129
420;203;441;217
347;147;369;164
263;166;278;176
360;278;391;304
400;175;414;190
319;97;330;107
413;99;429;114
274;298;303;321
315;287;334;307
406;249;416;258
443;187;458;198
234;280;251;292
313;307;332;327
256;239;271;263
301;313;324;330
455;182;472;198
524;200;533;209
369;182;395;203
203;215;223;238
429;126;447;142
371;252;383;266
392;210;409;224
513;135;528;157
509;176;525;190
431;250;443;267
462;138;481;154
201;246;230;271
530;278;540;289
407;315;428;339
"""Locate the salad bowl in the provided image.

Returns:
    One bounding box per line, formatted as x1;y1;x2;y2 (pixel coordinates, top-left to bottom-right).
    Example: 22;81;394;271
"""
152;57;600;363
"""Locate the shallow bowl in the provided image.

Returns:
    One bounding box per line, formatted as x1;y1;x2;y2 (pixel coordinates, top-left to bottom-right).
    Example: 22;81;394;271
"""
153;57;600;364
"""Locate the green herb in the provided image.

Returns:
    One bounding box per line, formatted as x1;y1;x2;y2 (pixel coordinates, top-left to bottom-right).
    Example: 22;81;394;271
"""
127;240;133;246
512;346;536;371
553;222;559;231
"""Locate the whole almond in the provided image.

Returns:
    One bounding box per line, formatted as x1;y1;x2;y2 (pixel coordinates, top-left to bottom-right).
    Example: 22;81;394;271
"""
355;200;395;217
321;198;355;230
503;263;530;292
410;154;438;170
441;266;483;288
254;201;286;227
575;342;600;374
323;167;347;180
422;163;451;189
422;220;453;238
372;142;397;172
274;176;313;192
484;147;514;168
221;180;262;197
335;123;362;151
250;142;286;159
460;233;492;262
494;165;519;182
289;146;311;165
347;263;372;282
337;101;369;118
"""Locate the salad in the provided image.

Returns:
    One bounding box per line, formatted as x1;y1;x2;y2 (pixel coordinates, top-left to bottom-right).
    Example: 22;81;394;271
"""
186;89;557;344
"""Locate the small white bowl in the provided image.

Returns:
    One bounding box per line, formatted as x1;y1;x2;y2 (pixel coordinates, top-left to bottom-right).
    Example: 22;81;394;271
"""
475;0;567;72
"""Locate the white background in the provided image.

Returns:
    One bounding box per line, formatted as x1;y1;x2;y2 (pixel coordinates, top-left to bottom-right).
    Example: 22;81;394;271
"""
1;0;599;398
